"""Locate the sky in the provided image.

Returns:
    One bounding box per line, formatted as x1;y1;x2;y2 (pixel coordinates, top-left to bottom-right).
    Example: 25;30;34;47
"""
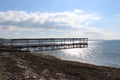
0;0;120;40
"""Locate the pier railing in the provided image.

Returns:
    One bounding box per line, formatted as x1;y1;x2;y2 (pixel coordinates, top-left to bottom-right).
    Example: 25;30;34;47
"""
9;38;88;51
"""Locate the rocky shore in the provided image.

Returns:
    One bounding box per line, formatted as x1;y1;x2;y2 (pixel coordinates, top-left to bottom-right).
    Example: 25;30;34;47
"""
0;51;120;80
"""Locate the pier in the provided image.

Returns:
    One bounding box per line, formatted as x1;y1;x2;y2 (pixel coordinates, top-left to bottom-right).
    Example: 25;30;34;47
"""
0;38;88;51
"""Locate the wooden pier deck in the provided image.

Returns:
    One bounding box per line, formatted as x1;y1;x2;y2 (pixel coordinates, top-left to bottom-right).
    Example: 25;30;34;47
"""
1;38;88;51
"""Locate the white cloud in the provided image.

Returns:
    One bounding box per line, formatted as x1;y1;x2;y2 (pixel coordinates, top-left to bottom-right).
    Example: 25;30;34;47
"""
0;9;104;39
0;9;101;30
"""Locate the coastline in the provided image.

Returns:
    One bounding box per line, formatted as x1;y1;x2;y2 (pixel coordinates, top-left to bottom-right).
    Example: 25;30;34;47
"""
0;51;120;80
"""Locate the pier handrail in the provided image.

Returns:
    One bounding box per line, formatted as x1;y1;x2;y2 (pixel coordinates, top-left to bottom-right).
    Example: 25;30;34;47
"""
1;38;88;51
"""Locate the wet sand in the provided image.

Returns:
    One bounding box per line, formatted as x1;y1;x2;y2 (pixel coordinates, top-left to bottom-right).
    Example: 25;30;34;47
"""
0;51;120;80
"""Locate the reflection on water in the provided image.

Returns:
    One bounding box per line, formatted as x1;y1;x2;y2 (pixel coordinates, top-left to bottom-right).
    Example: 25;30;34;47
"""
38;40;120;68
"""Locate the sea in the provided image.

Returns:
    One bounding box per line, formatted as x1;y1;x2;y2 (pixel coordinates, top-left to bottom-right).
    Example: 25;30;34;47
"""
38;40;120;68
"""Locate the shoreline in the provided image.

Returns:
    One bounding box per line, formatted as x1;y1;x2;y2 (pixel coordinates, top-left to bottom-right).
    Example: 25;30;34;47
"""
0;51;120;80
36;51;120;68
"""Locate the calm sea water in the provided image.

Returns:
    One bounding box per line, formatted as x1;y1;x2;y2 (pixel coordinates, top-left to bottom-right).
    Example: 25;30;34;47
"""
38;40;120;68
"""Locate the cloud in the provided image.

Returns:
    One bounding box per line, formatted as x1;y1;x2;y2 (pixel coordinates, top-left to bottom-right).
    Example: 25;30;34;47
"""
0;9;100;30
0;9;103;39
